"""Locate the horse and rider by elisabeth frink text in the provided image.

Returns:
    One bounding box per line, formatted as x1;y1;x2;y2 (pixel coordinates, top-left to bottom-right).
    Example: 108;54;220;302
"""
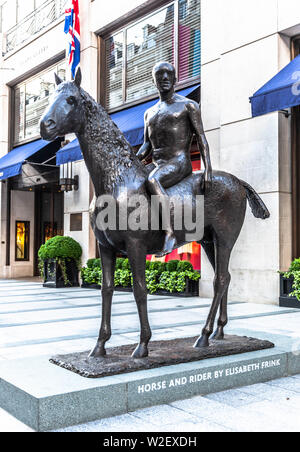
40;65;270;359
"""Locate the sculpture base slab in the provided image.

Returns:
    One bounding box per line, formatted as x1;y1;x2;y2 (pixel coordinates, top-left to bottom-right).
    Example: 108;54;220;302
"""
50;335;274;379
0;332;297;431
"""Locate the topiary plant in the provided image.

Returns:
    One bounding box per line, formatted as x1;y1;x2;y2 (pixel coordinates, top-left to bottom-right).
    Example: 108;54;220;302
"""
38;236;82;285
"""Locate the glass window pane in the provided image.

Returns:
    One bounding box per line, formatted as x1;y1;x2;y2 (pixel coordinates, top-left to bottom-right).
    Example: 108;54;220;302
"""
126;5;174;104
178;0;201;81
25;70;56;139
14;63;66;144
57;61;66;81
105;32;124;110
14;85;25;144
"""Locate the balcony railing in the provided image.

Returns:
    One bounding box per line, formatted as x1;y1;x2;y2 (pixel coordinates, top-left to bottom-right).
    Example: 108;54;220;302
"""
4;0;68;54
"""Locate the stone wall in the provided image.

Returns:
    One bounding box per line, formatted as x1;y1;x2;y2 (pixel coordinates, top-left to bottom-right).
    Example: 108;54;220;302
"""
200;0;295;304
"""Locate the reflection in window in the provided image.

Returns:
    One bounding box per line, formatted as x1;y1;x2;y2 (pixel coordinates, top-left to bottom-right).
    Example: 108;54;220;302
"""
178;0;200;81
105;0;200;110
14;61;66;144
105;32;124;110
15;221;30;261
126;6;174;104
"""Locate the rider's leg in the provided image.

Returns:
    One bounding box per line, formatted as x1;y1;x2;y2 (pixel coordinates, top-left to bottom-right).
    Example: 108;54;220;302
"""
147;163;184;256
148;173;176;256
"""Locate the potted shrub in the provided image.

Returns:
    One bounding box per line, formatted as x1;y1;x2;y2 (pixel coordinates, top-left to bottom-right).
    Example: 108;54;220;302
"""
38;236;82;288
81;258;201;297
280;258;300;308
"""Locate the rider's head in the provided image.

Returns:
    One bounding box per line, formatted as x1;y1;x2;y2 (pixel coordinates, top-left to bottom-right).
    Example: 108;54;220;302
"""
152;62;177;94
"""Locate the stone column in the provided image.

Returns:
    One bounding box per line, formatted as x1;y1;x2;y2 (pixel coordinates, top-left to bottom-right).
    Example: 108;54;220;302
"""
200;0;292;304
0;78;10;277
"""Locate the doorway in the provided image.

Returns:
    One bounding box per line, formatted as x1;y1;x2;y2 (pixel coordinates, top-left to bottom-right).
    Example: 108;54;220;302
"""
34;189;64;275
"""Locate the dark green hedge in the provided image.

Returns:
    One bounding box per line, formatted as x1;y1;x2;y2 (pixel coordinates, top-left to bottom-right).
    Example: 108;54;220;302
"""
81;258;200;294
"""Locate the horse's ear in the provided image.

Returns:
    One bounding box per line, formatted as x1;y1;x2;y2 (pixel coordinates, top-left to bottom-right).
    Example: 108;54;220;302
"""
74;67;82;87
54;73;63;86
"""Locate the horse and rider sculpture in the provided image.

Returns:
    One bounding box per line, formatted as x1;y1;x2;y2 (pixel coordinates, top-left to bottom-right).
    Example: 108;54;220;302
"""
40;63;270;359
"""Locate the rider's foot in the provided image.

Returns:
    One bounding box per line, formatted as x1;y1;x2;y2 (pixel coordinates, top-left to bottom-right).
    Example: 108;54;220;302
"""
156;233;177;258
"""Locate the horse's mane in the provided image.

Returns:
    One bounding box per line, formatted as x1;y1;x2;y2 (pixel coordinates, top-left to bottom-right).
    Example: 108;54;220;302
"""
78;87;144;190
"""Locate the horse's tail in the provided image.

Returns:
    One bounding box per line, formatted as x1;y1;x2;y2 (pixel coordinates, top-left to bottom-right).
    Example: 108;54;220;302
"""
240;179;270;219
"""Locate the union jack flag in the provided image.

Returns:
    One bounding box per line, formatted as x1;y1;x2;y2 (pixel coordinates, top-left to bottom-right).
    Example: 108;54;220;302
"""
64;0;81;79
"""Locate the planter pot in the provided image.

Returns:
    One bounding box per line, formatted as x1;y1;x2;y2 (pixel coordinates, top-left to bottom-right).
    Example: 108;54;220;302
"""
81;276;199;297
43;259;80;288
279;274;300;308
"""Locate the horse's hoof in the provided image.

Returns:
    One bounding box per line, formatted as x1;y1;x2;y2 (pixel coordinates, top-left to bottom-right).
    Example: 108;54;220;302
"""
89;344;106;358
194;335;210;348
212;328;224;341
132;344;149;359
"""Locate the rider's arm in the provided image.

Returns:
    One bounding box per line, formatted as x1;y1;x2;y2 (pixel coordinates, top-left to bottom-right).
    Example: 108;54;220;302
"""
136;112;153;162
187;101;212;181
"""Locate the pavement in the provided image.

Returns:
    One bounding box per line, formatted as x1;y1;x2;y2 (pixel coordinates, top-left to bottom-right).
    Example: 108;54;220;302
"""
0;278;300;432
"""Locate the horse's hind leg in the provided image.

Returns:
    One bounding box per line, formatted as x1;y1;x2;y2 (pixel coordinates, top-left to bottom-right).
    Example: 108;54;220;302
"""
212;287;229;340
194;242;231;348
127;241;152;358
89;245;116;358
202;239;229;341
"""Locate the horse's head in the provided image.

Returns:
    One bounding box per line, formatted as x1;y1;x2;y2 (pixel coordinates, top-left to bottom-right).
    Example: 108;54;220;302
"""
40;68;84;141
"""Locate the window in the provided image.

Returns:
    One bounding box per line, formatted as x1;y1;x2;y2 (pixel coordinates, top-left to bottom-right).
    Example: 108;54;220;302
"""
104;0;200;110
15;221;30;261
14;61;66;145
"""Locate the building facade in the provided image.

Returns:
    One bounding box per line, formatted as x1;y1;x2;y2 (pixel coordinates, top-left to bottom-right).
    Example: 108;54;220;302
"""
0;0;299;305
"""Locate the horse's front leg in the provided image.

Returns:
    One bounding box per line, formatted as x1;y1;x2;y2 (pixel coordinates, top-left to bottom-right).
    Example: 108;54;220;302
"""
89;245;116;358
127;241;152;358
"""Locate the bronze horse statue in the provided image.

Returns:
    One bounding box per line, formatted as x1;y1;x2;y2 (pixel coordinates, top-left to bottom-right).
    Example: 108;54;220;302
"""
40;69;270;359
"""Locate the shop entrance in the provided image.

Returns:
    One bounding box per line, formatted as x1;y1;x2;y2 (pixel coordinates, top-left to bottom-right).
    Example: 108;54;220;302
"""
34;188;64;276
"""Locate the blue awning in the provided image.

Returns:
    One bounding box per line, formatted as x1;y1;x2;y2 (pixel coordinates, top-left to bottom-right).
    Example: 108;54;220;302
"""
250;55;300;117
0;139;53;180
56;85;200;165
